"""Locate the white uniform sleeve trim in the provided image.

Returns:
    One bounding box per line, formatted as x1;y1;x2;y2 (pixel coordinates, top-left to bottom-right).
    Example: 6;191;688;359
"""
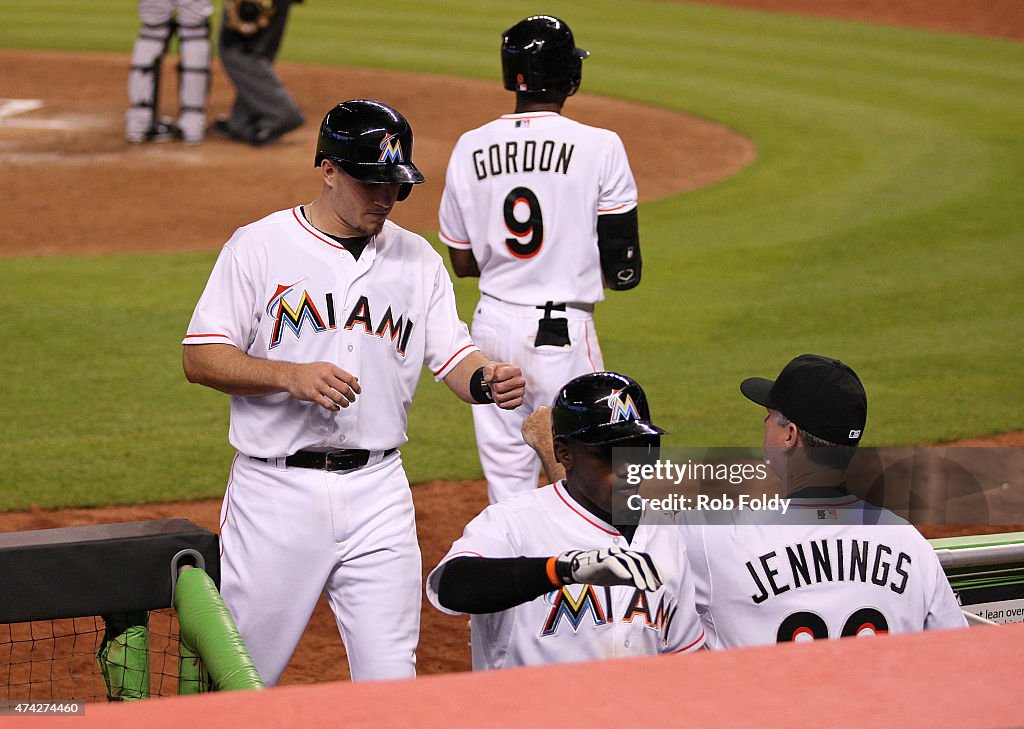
181;332;240;346
597;201;639;215
432;343;479;380
439;230;473;250
667;628;706;654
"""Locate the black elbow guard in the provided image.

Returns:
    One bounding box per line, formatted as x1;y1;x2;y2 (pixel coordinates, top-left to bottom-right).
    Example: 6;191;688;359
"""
597;208;641;290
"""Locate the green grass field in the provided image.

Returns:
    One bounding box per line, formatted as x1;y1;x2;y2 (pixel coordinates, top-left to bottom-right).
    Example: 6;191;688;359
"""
1;1;1021;510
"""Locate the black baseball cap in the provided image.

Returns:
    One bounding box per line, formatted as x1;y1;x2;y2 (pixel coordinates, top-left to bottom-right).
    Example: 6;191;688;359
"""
740;354;867;446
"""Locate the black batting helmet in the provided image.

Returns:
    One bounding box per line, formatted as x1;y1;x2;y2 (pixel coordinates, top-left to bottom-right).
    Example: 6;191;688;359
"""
501;15;589;97
551;372;666;446
313;99;425;201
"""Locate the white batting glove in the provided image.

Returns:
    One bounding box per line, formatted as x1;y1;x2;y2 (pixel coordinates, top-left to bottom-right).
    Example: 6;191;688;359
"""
555;547;663;591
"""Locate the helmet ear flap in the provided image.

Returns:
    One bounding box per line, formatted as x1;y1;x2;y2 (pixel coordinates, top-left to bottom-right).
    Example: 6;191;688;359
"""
565;54;584;96
397;183;413;201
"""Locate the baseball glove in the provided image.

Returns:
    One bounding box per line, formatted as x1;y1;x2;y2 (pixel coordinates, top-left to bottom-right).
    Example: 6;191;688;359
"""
224;0;276;37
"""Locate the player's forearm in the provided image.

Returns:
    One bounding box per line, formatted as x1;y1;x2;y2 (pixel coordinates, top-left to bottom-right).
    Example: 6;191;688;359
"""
182;343;296;397
436;557;557;613
448;248;481;278
444;351;489;404
443;352;525;409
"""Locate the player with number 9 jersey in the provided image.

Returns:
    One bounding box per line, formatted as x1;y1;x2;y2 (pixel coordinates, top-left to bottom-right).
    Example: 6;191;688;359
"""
439;15;643;504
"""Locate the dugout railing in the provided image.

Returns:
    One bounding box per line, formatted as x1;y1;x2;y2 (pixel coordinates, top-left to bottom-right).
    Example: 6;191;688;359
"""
0;520;262;704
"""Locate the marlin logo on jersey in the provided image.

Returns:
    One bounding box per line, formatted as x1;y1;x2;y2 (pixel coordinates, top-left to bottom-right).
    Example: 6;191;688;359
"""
267;281;329;349
267;285;414;356
608;389;641;423
541;585;608;636
540;586;678;644
379;132;404;163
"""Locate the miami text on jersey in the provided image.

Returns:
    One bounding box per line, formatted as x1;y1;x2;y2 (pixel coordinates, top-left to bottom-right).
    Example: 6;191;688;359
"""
267;284;414;355
540;584;678;646
471;140;575;180
746;538;911;605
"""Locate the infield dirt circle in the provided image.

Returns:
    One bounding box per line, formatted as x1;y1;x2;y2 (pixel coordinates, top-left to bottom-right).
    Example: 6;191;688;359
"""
0;0;1020;686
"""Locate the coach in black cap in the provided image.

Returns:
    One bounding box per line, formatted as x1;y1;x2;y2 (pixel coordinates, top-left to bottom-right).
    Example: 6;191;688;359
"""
741;353;867;484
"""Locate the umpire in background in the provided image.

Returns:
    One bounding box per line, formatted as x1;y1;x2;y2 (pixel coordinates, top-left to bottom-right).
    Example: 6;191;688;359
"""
214;0;305;146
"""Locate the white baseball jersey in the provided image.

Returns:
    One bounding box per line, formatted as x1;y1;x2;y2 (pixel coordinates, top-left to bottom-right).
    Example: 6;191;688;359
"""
183;207;478;684
438;111;635;502
427;481;705;670
438;112;638;305
677;493;968;649
183;207;478;456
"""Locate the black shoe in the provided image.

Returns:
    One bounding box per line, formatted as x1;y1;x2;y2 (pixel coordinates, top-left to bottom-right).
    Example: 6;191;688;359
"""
146;117;182;143
211;117;252;142
249;117;305;147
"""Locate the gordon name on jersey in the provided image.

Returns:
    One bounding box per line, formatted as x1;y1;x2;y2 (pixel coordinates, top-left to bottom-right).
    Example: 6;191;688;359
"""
747;537;911;605
469;139;575;180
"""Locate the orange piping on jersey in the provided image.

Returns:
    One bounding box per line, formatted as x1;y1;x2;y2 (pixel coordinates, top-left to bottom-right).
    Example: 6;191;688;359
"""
597;203;633;214
184;332;234;341
545;556;560;587
447;550;485;560
554;481;618;536
219;454;241;558
668;628;706;654
440;231;471;247
432;344;478;377
291;206;348;250
584;321;598;371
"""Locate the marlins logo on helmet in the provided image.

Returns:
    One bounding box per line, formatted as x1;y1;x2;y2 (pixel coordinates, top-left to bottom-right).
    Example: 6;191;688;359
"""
608;389;641;423
379;132;404;163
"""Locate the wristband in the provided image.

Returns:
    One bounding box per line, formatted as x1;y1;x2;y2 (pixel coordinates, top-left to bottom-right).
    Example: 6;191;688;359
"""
545;556;561;587
469;366;494;404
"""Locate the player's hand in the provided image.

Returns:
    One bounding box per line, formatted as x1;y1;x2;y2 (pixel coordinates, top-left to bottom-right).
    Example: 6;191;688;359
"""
285;361;361;411
555;547;663;591
521;406;553;454
484;361;525;410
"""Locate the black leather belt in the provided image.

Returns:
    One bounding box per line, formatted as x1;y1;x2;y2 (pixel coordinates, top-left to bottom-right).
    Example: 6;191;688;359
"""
253;448;396;472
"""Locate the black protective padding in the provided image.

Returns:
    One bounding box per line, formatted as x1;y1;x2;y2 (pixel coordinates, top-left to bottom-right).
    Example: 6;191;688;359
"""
597;208;642;290
437;556;555;614
0;520;219;623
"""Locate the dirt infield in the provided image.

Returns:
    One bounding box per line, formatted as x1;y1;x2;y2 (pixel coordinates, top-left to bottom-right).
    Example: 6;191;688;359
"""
0;0;1020;690
0;51;753;258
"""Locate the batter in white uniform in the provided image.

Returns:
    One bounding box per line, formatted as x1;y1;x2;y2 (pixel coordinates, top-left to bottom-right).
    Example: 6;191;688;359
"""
182;100;525;684
427;373;704;670
439;16;643;504
679;354;967;648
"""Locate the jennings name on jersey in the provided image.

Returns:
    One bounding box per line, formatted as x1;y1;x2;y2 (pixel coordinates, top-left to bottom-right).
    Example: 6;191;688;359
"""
678;496;968;648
